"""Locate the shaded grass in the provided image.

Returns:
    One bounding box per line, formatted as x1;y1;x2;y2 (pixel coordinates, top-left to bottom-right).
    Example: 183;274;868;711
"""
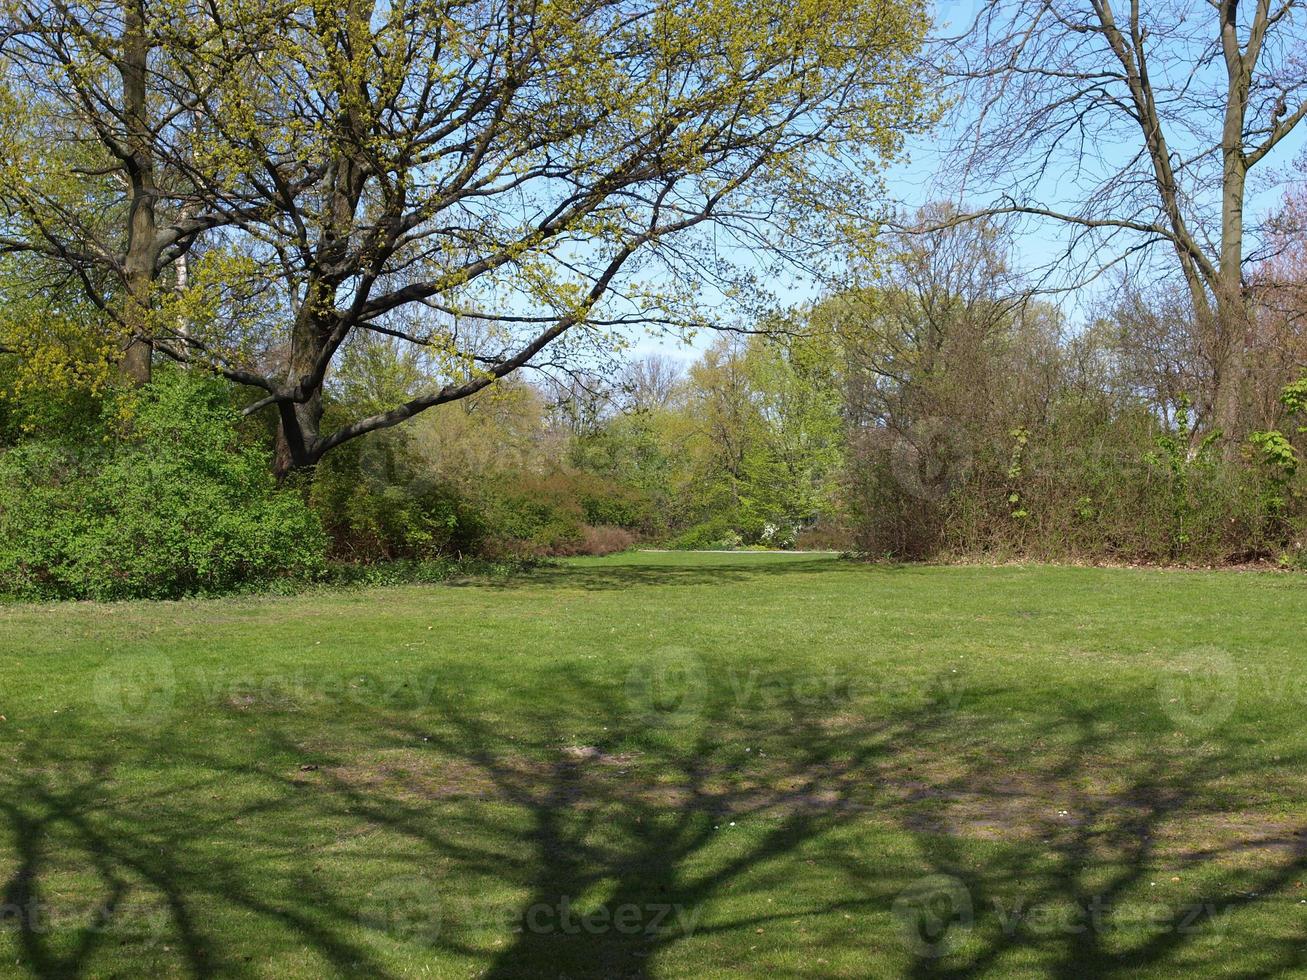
0;553;1304;977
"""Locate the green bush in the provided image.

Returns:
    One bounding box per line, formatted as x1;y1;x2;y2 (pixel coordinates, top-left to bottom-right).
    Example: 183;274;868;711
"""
487;489;585;556
0;372;327;600
478;471;655;556
310;432;487;561
312;441;651;561
1283;535;1307;571
576;480;656;531
666;517;742;550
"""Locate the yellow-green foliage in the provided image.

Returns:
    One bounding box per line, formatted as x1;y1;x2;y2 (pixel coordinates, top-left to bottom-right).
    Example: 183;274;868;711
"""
0;0;931;451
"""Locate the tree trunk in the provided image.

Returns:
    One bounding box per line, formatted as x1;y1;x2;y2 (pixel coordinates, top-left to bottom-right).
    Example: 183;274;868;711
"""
118;0;156;386
272;325;327;479
273;394;323;481
1210;0;1252;451
272;279;335;479
271;115;368;477
120;327;153;385
1208;196;1251;448
1209;287;1250;447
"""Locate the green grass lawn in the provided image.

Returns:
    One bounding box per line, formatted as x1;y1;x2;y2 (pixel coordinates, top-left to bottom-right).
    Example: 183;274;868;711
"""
2;552;1305;978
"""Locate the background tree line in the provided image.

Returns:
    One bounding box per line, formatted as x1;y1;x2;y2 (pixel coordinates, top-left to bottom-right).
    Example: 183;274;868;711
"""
5;195;1301;599
1;0;1304;598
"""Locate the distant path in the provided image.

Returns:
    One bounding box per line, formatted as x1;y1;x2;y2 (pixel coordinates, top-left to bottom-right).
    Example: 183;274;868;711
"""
635;549;840;555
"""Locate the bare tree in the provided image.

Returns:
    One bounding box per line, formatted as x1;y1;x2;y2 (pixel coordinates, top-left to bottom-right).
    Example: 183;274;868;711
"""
831;204;1031;433
540;370;620;441
930;0;1307;442
1246;187;1307;426
622;355;685;413
1100;280;1207;428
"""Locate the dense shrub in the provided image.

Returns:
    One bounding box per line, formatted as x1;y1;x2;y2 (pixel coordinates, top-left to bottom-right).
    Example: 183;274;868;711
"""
483;472;651;556
666;517;743;550
846;403;1307;565
1285;537;1307;570
310;424;653;561
315;555;529;589
794;522;853;551
310;431;487;561
577;480;657;531
577;525;637;556
486;488;585;556
0;373;326;599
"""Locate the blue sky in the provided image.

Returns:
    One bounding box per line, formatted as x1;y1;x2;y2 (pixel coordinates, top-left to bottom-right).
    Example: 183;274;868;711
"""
630;0;1306;366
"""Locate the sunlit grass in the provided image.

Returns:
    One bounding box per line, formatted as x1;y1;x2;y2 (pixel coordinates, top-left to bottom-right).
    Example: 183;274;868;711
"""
1;554;1304;977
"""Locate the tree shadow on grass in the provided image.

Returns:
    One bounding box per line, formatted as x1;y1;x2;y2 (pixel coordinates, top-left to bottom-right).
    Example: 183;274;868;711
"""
2;664;1306;977
893;707;1307;979
0;755;401;978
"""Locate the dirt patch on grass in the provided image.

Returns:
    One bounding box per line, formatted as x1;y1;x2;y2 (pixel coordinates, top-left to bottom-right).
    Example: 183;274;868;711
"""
307;742;1307;867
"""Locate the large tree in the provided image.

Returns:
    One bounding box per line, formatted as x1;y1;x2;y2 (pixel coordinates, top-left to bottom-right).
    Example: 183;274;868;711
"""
930;0;1307;443
0;0;277;384
2;0;931;475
